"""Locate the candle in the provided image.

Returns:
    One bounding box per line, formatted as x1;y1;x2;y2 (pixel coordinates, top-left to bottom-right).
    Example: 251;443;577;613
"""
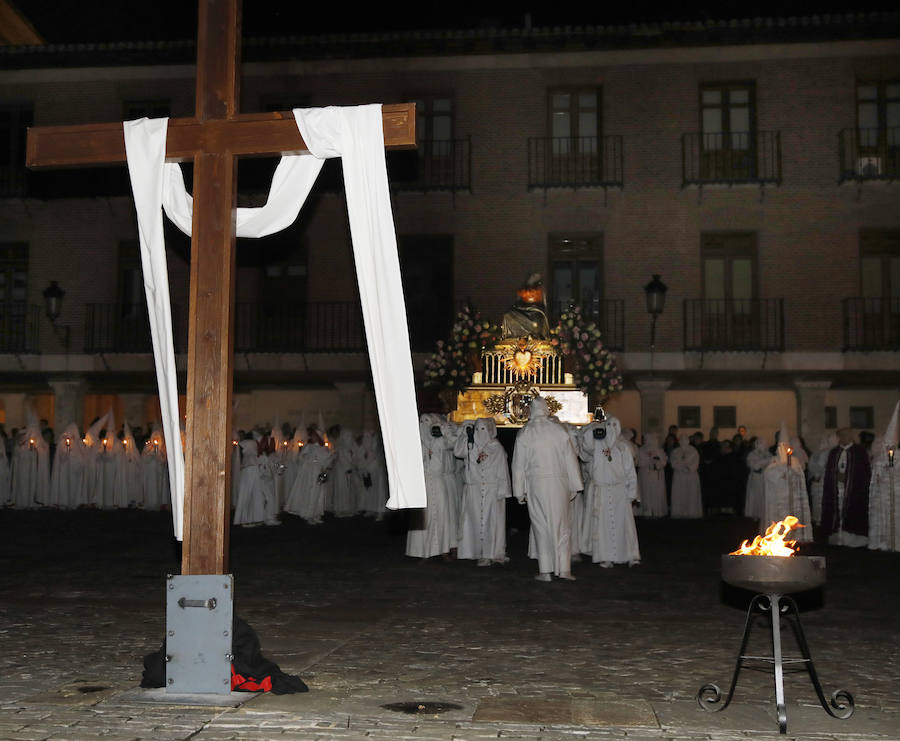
65;437;71;450
889;447;895;468
786;446;793;467
29;438;35;450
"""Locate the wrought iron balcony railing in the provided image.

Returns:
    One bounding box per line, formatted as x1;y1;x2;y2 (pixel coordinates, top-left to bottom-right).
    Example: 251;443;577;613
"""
0;303;40;353
842;297;900;351
549;299;625;351
682;131;782;186
388;137;471;191
838;128;900;183
83;301;366;354
84;303;186;354
234;301;364;353
683;298;784;352
528;136;624;190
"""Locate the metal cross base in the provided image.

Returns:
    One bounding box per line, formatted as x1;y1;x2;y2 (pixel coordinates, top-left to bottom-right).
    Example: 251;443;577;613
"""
697;593;854;734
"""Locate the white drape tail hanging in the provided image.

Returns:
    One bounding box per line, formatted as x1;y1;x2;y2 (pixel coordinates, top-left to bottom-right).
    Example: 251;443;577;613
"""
123;105;426;541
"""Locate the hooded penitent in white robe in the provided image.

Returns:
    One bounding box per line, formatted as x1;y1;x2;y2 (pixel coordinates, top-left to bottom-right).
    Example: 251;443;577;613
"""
331;427;362;517
580;415;640;566
257;448;281;526
10;420;50;509
48;424;86;509
141;427;169;510
357;430;388;517
81;411;113;509
636;433;668;518
285;435;334;524
512;399;583;578
436;417;463;530
406;415;459;559
762;441;813;541
563;423;586;558
112;424;143;509
234;439;267;526
744;437;772;522
669;434;702;519
868;401;899;551
808;432;837;526
455;417;511;563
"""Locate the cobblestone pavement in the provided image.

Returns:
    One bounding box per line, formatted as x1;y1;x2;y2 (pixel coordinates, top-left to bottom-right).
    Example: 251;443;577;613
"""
1;507;898;740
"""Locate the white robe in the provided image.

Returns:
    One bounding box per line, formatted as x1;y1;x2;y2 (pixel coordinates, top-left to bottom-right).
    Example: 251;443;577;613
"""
233;441;267;526
744;440;772;522
868;446;900;551
636;435;668;518
581;417;640;565
762;450;813;541
406;419;458;558
455;419;511;562
285;442;333;523
48;427;86;509
10;433;50;509
670;436;703;518
357;431;388;516
512;401;583;576
330;429;362;517
113;432;143;509
141;438;169;510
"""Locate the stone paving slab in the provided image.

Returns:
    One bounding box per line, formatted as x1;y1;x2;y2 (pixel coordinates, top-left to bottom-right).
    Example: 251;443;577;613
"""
1;510;899;740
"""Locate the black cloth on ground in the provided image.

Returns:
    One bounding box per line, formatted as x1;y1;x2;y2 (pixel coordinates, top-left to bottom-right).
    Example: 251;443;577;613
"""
140;615;309;694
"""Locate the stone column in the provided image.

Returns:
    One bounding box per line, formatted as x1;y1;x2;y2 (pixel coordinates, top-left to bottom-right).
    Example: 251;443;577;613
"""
794;379;832;448
333;381;369;431
48;378;86;436
635;377;672;438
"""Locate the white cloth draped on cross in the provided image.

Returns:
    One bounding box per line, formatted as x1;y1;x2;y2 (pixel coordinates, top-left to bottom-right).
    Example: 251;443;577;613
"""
123;105;426;540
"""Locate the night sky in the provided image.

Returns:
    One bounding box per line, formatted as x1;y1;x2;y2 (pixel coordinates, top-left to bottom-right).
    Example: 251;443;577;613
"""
11;0;899;44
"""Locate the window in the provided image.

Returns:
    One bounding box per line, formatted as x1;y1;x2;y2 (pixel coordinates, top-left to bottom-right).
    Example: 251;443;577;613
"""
849;406;874;429
0;243;29;351
699;232;759;346
0;104;33;196
859;229;900;346
856;81;900;153
699;82;756;179
398;235;453;352
549;87;600;153
824;406;837;429
678;406;701;429
548;234;603;320
713;406;737;429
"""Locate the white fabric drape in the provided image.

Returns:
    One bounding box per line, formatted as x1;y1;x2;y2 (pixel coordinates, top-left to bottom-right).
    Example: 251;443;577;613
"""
124;104;425;541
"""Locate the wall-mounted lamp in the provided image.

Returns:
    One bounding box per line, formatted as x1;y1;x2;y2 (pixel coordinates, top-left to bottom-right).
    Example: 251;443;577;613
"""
643;274;668;372
42;280;70;353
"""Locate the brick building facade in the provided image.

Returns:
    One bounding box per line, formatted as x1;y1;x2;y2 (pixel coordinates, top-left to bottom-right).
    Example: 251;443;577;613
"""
1;12;898;449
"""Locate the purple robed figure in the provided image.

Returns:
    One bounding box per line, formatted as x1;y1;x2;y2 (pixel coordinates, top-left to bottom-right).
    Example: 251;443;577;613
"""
821;428;871;546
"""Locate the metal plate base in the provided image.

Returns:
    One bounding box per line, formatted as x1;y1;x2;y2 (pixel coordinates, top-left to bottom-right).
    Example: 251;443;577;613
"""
165;574;234;695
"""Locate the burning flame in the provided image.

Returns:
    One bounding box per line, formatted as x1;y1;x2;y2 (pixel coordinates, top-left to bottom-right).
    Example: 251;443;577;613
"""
730;515;805;557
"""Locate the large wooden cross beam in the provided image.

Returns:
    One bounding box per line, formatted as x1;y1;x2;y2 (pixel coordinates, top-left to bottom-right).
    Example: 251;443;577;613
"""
26;0;415;575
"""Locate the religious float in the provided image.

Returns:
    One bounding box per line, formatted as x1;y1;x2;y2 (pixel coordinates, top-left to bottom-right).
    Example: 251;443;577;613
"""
424;274;623;427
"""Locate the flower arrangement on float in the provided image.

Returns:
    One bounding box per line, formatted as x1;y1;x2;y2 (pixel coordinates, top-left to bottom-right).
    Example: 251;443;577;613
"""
423;304;500;392
551;304;623;398
424;303;622;400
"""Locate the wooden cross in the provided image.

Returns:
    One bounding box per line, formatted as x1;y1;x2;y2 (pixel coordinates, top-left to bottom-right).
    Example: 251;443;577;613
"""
26;0;415;575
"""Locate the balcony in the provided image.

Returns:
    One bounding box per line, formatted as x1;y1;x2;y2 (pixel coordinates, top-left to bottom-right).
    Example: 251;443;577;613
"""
235;302;364;353
85;303;186;354
681;131;782;187
838;128;900;183
388;138;471;192
0;303;40;353
683;298;784;352
528;136;624;190
842;297;900;351
549;299;625;351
